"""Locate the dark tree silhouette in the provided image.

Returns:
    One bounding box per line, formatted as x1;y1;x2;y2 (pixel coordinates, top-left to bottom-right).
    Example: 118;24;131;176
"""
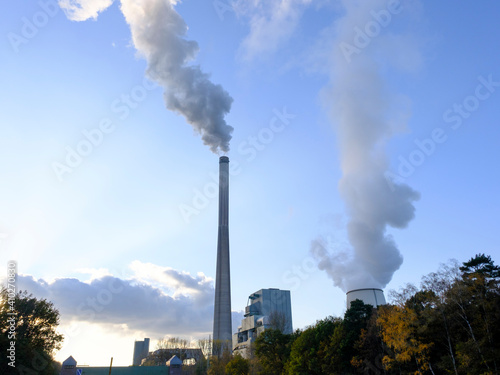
0;288;63;375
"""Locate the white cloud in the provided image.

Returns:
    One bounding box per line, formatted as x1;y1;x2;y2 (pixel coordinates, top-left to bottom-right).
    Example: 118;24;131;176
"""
12;262;242;339
58;0;114;21
129;260;213;299
74;267;113;282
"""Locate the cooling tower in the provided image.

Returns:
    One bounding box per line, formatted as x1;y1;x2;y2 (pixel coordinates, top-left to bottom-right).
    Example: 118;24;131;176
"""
213;156;232;351
346;288;386;308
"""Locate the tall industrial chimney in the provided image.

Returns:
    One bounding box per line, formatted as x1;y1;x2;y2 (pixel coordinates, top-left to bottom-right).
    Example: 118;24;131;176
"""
213;156;232;353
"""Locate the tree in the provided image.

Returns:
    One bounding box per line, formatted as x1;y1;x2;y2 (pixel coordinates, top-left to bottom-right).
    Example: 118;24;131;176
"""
450;254;500;374
247;342;263;375
194;338;212;374
254;328;295;375
286;317;340;375
197;338;212;359
373;255;500;374
420;261;461;375
460;253;500;279
319;301;373;374
143;337;187;365
157;336;190;350
377;304;434;374
351;311;387;374
0;288;64;375
225;354;250;375
208;349;232;375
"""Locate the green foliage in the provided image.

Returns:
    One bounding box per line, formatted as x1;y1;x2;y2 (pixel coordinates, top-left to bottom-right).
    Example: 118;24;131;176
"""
351;312;386;374
0;288;64;375
374;254;500;375
205;254;500;375
314;301;374;374
208;350;232;375
286;316;341;374
254;328;295;375
225;353;250;375
446;254;500;374
343;299;373;359
194;356;208;375
460;253;500;278
250;254;499;375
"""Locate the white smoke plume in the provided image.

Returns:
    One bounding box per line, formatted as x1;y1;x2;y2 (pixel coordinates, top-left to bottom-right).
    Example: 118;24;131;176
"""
58;0;233;153
311;0;421;292
234;0;313;61
58;0;113;21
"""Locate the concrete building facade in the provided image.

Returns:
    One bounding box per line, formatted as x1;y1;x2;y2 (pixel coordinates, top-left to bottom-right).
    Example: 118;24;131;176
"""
133;338;150;366
346;288;386;308
213;156;232;351
233;288;292;358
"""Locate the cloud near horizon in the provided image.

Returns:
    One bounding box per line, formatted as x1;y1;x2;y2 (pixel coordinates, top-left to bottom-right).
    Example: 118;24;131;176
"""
11;261;243;338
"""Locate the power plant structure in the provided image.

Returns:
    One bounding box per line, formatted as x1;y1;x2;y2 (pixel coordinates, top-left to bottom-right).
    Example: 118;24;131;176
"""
346;288;386;308
233;288;293;358
132;337;150;366
212;156;232;353
210;155;385;357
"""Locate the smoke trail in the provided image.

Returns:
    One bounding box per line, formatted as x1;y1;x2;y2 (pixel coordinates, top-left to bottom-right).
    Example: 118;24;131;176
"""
311;0;421;292
58;0;233;154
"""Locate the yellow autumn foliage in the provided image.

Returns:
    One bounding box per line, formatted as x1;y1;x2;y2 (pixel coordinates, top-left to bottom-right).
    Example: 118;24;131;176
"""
377;305;433;373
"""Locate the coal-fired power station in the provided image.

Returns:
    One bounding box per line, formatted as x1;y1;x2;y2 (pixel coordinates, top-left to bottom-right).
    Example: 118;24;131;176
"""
213;156;232;351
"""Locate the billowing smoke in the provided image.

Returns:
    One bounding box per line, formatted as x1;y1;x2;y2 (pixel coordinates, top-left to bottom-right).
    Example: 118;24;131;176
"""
58;0;233;154
311;0;421;292
234;0;313;61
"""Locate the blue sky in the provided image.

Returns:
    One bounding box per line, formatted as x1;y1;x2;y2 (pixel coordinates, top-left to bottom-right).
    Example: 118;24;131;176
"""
1;0;499;367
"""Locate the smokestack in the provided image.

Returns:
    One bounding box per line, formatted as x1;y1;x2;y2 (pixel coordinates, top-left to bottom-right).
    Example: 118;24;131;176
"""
213;156;232;352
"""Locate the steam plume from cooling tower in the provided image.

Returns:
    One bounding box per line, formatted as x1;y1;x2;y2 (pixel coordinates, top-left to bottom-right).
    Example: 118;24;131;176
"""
59;0;234;154
311;0;421;292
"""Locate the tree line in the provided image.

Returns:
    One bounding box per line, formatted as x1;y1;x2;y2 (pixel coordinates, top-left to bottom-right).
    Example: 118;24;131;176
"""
1;253;498;374
212;253;500;374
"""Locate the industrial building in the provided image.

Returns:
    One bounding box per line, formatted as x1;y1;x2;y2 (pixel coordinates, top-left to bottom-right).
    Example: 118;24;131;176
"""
133;338;150;366
233;288;292;358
